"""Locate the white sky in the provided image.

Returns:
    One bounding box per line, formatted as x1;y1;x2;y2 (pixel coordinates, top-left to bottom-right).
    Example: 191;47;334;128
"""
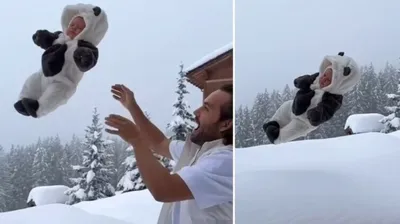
236;0;400;108
0;0;232;148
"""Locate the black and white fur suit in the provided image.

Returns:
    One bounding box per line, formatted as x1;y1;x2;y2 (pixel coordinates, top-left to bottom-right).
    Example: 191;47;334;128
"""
14;3;108;118
263;52;361;144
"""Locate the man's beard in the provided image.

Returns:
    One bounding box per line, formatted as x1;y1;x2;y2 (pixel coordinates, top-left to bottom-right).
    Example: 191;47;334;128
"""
190;124;219;146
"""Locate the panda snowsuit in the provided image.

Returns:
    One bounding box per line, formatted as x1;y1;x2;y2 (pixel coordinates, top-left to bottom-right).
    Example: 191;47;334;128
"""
263;52;361;144
14;3;108;118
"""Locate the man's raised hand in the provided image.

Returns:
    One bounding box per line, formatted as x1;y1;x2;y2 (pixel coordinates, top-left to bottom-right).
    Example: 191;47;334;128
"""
111;84;135;109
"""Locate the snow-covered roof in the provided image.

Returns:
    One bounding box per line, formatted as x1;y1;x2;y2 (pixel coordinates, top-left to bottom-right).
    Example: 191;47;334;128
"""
27;185;70;206
184;42;233;73
344;113;385;133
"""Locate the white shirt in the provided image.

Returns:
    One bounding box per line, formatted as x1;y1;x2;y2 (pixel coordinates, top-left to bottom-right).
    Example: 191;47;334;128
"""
169;140;233;224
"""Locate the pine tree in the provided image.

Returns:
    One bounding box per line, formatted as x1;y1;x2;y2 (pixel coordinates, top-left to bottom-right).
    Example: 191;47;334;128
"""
281;84;293;102
250;90;272;145
7;145;35;210
235;106;245;147
117;113;173;193
242;106;256;147
381;80;400;133
167;62;195;141
31;145;51;187
0;145;12;212
116;147;145;192
65;108;115;205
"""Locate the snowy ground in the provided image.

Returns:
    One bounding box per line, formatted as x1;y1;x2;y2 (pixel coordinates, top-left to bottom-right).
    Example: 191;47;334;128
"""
0;189;161;224
74;189;162;223
236;132;400;224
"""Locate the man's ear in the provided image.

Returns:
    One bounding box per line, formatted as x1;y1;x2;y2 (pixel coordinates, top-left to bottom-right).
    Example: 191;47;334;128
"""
220;119;232;132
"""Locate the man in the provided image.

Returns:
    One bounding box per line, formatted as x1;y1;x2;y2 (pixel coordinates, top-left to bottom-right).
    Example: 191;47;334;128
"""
104;84;233;224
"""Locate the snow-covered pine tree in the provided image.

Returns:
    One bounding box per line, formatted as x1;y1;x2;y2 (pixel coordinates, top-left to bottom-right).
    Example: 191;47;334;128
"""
65;108;115;205
250;90;271;145
235;106;245;148
242;106;256;147
117;112;173;193
380;80;400;133
116;147;144;192
31;144;51;187
7;145;35;210
0;145;12;212
167;62;195;141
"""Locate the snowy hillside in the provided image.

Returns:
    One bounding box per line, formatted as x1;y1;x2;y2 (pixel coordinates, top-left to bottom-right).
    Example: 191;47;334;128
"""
236;133;400;224
0;190;160;224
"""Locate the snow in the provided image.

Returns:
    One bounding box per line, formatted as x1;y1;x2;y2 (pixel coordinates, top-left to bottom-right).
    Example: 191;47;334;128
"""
184;42;233;73
0;204;131;224
27;185;69;206
389;130;400;139
387;93;400;99
2;189;161;224
236;133;400;223
390;117;400;128
86;170;95;183
344;113;384;133
74;189;162;224
91;144;98;152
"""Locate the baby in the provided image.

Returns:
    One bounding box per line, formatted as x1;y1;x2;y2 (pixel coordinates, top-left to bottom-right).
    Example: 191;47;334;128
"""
263;52;361;144
14;3;108;118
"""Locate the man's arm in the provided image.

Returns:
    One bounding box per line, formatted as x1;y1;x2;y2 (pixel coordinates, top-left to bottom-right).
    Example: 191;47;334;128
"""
294;72;319;90
32;29;62;50
307;92;343;126
132;138;233;207
127;102;172;159
131;139;193;202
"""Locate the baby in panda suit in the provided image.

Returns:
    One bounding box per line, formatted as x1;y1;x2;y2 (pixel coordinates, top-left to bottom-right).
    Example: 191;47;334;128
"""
14;3;108;118
263;52;361;144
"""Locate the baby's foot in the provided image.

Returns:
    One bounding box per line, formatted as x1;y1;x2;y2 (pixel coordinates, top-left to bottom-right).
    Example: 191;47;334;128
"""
21;98;39;118
263;121;280;144
14;100;29;116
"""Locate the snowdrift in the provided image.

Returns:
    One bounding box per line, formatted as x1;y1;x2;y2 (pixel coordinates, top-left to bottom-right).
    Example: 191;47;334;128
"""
236;133;400;224
0;204;131;224
0;189;161;224
74;189;162;223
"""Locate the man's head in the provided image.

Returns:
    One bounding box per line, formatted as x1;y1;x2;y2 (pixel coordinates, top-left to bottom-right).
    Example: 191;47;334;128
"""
319;66;333;88
190;84;233;146
66;16;86;39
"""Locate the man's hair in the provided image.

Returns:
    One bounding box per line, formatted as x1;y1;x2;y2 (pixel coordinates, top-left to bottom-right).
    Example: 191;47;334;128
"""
219;84;233;145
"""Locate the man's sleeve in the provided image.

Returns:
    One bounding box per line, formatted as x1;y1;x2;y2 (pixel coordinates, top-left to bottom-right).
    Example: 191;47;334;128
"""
169;140;185;161
176;150;233;209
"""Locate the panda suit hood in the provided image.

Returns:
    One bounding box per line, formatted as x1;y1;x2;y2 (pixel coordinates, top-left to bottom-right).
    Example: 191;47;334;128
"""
311;52;361;95
61;3;108;46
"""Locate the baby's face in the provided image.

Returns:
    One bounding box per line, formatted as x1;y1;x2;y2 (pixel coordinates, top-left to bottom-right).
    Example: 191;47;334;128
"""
319;67;333;88
67;16;86;39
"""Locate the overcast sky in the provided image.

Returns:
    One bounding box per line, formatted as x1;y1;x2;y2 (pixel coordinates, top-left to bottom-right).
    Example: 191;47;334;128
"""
236;0;400;108
0;0;232;148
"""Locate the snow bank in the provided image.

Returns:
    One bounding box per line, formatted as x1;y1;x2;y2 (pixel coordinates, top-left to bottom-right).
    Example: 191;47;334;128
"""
344;113;384;133
27;185;69;206
236;133;400;223
74;189;162;224
184;42;233;73
0;204;130;224
389;130;400;139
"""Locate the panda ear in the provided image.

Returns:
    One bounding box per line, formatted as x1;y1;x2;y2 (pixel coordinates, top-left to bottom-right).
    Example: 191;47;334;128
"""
93;6;101;16
338;52;345;56
343;66;351;76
